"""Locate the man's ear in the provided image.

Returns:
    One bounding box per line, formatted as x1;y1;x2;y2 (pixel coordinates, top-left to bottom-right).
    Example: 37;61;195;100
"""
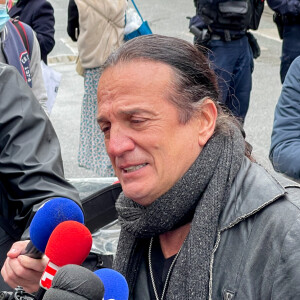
197;99;217;147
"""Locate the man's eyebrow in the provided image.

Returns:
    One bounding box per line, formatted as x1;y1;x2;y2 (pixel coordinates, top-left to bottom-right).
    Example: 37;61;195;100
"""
120;108;154;115
97;108;155;123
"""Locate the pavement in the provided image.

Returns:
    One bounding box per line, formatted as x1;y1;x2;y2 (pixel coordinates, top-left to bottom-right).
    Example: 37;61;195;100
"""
47;0;283;179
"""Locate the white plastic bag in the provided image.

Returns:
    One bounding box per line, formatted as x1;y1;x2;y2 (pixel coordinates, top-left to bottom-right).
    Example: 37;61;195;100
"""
91;220;120;257
41;61;62;114
124;7;142;35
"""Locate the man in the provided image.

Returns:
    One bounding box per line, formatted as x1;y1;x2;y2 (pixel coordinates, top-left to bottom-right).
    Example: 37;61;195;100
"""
190;0;264;122
267;0;300;83
3;35;300;299
97;35;300;299
270;56;300;181
8;0;55;64
0;0;48;113
0;63;80;292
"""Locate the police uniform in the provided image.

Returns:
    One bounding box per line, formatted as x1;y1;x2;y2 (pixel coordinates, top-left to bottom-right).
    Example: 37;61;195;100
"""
267;0;300;83
191;0;259;122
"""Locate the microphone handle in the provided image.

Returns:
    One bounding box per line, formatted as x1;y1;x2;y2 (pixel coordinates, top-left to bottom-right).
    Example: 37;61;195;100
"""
20;241;44;259
35;287;46;300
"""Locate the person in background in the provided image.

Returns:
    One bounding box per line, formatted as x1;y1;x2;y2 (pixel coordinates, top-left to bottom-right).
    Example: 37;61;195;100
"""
267;0;300;83
67;0;79;42
270;56;300;181
8;0;55;64
0;63;80;292
67;0;126;177
190;0;264;123
98;35;300;299
0;0;48;113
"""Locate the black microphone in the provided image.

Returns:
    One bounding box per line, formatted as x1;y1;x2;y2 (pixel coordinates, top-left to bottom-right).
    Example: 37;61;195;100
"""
42;264;104;300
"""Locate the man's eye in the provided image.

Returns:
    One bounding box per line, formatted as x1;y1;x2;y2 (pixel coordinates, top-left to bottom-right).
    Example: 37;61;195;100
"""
131;118;145;124
100;124;110;133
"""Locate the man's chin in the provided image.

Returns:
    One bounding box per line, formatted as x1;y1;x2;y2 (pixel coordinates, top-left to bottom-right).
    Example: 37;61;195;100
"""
122;187;153;207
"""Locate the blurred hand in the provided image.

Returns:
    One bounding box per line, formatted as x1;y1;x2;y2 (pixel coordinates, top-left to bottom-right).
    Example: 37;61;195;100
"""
1;240;48;293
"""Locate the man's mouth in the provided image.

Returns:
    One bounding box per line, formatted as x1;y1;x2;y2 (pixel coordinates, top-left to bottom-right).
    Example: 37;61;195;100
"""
123;163;148;173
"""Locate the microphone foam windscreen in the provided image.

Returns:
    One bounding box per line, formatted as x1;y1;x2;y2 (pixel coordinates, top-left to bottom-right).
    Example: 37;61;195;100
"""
43;289;87;300
30;197;84;252
94;268;129;300
45;220;92;266
43;264;104;300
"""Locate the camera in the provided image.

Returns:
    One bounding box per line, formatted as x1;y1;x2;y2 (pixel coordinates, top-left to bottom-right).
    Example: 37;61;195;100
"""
0;286;36;300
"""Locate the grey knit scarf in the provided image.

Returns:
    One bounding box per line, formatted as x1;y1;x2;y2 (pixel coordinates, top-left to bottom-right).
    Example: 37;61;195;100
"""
113;124;245;299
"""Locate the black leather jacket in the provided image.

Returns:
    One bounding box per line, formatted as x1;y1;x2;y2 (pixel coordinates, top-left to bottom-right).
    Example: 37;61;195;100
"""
0;63;80;290
132;158;300;299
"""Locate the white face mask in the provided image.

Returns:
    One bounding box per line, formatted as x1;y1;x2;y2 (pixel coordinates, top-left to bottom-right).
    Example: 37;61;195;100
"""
0;3;9;32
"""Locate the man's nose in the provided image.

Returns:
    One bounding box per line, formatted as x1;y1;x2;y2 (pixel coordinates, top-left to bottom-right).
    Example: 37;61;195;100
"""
106;126;134;156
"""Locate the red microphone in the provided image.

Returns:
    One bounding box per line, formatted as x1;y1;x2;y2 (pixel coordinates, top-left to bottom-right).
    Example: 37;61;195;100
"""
36;220;92;299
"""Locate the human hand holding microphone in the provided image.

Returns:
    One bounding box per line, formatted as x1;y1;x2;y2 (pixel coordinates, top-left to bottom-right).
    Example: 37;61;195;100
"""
1;197;84;292
1;197;129;299
1;221;129;299
0;218;129;300
0;219;94;300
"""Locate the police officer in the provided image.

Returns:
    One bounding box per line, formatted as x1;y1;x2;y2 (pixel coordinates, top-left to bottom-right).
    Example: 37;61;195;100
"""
267;0;300;83
190;0;264;122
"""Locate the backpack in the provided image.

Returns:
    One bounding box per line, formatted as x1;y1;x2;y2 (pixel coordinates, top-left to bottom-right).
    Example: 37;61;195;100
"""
5;19;34;87
11;18;33;59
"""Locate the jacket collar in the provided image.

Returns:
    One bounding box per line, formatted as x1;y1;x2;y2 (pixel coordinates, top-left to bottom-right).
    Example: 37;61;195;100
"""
8;1;24;17
218;157;292;231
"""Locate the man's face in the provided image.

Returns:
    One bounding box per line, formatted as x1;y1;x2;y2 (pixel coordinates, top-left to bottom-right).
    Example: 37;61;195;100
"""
97;60;204;206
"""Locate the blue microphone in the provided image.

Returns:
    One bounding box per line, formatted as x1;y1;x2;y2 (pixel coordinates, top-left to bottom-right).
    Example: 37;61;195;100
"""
94;268;129;300
22;197;84;258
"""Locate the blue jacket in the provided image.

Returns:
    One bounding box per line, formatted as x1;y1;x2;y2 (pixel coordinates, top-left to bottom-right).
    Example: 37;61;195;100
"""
267;0;300;15
8;0;55;64
270;56;300;179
